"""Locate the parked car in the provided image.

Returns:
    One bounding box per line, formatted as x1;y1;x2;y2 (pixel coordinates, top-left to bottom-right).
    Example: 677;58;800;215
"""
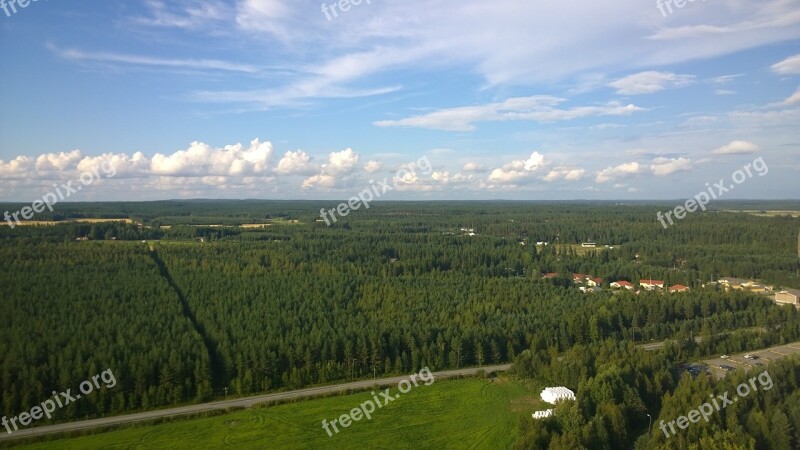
721;355;730;359
744;354;760;360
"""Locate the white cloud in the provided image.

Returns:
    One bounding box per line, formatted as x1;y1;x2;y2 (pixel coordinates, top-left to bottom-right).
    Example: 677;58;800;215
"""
301;174;336;189
711;74;744;85
488;152;548;184
544;168;586;182
35;150;83;171
784;87;800;105
374;96;643;131
363;160;382;173
77;152;150;178
463;162;485;172
712;140;760;155
49;44;259;73
650;157;692;176
772;53;800;75
326;148;360;175
596;162;642;183
52;1;800;111
133;0;232;30
0;156;34;180
300;148;361;189
275;150;314;175
150;139;273;176
609;71;694;95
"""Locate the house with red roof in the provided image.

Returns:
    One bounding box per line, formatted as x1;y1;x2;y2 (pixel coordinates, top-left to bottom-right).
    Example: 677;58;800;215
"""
572;273;591;283
611;280;634;290
669;284;690;293
639;279;665;290
587;277;603;287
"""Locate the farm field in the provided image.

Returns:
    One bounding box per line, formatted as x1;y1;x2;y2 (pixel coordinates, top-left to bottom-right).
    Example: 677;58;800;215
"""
10;377;536;450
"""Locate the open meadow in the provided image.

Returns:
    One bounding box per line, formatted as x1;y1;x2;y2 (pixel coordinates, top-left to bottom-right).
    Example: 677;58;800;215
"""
9;377;536;450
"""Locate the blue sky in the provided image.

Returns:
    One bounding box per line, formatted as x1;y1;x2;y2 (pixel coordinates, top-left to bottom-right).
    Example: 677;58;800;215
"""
0;0;799;201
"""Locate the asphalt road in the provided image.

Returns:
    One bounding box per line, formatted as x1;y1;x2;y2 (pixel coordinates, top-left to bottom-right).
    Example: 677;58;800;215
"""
0;364;511;441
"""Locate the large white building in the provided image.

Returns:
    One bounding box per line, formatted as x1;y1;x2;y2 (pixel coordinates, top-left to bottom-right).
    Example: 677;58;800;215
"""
540;387;576;404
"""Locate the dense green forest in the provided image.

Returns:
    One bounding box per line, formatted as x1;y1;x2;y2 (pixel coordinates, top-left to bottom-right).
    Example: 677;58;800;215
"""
1;201;799;448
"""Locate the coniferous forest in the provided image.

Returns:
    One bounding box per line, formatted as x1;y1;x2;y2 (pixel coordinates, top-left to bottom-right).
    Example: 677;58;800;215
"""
1;200;799;449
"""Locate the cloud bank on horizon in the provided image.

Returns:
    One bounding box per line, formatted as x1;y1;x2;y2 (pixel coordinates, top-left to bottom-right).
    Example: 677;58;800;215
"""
0;0;798;200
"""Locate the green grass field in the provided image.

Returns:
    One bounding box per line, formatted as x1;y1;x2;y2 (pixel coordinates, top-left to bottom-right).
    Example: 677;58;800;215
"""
11;377;538;450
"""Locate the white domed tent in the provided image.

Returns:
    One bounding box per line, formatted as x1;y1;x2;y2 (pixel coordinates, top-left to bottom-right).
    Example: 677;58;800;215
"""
532;409;554;420
540;387;575;404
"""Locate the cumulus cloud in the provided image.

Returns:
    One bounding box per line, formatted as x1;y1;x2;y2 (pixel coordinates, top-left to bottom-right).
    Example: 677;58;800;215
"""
374;96;643;131
35;150;83;171
77;152;149;178
488;152;548;184
772;54;800;75
0;155;35;180
363;160;382;173
326;148;359;175
712;140;760;155
609;71;694;95
544;168;586;182
595;162;642;183
301;174;336;189
430;171;475;185
150;139;273;176
275;150;314;175
650;157;692;176
301;148;361;189
463;162;485;172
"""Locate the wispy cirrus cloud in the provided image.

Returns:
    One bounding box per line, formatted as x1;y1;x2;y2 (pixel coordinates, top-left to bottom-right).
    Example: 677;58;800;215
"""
48;44;260;73
132;0;232;29
772;53;800;75
374;96;644;131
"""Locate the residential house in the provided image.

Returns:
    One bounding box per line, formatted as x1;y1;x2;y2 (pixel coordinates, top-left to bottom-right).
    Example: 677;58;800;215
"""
640;279;665;290
580;286;603;294
572;273;591;283
669;284;690;293
611;280;635;290
586;277;603;287
719;277;749;291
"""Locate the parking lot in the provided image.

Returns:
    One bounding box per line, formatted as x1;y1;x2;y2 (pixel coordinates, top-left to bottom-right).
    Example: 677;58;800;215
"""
699;341;800;379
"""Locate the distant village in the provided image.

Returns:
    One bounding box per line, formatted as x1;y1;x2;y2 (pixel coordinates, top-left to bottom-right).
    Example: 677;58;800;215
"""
541;272;800;309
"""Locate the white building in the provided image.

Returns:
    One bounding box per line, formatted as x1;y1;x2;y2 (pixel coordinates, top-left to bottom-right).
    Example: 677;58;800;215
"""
540;387;576;404
532;409;554;420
